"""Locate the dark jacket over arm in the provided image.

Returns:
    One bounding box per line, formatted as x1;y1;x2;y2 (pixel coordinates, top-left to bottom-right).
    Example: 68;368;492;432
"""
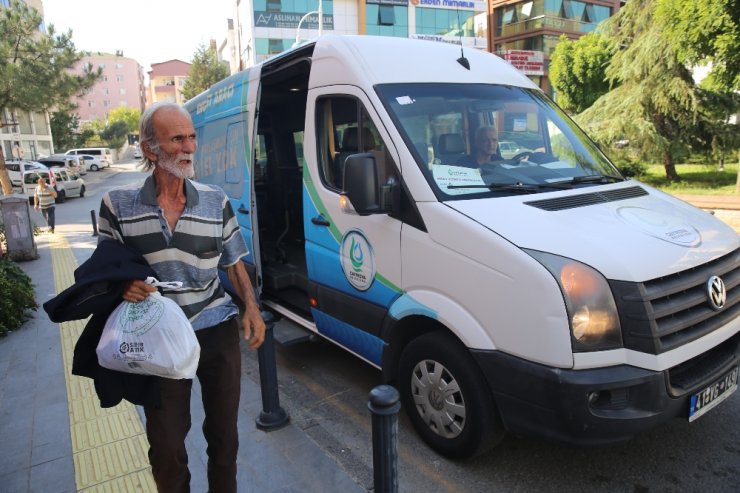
43;240;161;408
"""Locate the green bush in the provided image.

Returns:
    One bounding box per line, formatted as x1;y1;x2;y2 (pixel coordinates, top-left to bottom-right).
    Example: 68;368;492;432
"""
614;158;647;178
0;257;37;335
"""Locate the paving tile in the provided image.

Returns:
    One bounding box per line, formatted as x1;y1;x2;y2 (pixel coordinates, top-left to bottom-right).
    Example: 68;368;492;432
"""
0;441;31;476
33;401;71;445
0;468;29;492
31;435;73;466
29;456;76;493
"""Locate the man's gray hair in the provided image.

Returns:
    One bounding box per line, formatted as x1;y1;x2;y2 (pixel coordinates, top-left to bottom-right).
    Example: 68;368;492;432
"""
138;102;192;171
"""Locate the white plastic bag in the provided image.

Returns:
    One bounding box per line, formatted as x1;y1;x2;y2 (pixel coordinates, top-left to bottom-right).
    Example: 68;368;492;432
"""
96;277;200;379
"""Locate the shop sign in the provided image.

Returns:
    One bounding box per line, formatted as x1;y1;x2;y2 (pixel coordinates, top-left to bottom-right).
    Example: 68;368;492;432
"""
254;11;334;30
504;50;545;76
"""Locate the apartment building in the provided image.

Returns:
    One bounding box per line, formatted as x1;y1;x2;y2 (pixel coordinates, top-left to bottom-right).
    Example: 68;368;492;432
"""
489;0;623;93
147;60;192;106
70;53;146;124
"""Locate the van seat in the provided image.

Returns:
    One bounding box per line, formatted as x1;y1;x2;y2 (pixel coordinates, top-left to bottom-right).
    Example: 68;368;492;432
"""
437;133;465;164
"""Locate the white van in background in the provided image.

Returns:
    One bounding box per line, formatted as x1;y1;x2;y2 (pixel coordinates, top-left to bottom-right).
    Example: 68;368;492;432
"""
38;154;85;176
5;159;48;188
184;35;740;459
65;147;113;167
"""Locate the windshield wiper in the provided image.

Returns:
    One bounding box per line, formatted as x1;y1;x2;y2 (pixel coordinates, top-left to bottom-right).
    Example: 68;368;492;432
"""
553;174;624;186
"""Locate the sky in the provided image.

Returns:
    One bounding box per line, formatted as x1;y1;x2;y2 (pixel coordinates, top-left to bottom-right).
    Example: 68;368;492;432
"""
41;0;233;73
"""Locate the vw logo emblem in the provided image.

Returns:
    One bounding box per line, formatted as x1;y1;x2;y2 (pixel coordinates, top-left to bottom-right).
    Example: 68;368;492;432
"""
707;276;727;311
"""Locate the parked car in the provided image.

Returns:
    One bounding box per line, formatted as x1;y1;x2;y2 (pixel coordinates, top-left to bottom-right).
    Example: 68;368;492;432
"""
78;154;109;171
498;140;532;159
37;154;85;176
65;147;113;167
133;146;143;159
5;159;48;188
23;168;85;204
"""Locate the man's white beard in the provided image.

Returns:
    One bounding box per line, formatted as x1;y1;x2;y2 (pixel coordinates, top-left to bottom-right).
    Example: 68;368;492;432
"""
157;151;195;179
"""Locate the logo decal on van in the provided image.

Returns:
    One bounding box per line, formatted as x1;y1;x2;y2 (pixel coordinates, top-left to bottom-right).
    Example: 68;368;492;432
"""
617;206;701;247
341;229;376;291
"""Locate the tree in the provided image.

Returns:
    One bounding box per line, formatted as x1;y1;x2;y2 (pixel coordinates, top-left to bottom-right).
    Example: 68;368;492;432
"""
100;120;129;149
656;0;740;92
182;42;230;101
49;103;93;151
550;33;614;114
0;0;100;195
577;0;700;181
107;106;141;134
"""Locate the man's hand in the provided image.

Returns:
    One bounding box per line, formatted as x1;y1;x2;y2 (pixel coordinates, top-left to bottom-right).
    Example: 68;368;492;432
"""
242;303;266;350
122;279;157;302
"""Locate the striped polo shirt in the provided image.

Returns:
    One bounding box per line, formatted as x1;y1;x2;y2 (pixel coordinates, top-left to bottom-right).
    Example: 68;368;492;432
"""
36;185;56;209
98;174;248;330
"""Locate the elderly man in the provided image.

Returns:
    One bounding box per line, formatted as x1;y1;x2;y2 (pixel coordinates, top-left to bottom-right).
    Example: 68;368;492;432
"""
97;102;265;493
456;125;503;168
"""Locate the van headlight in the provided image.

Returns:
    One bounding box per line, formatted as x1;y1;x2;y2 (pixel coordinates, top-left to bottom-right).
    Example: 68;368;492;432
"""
524;250;622;352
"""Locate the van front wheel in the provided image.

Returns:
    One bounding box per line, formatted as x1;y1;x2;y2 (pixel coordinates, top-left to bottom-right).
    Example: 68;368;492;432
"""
399;331;504;459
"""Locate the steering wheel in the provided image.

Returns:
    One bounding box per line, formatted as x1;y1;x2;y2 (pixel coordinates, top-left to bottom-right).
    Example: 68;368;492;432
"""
511;151;534;161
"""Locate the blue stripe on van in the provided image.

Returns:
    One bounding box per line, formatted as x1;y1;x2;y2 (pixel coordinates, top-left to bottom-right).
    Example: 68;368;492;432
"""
311;308;385;366
389;294;438;320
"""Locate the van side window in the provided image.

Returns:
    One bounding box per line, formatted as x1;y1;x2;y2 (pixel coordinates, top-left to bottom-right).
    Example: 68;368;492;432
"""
315;96;397;191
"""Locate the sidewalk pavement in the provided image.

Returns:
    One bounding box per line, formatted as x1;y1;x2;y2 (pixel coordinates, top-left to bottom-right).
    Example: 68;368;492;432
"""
673;194;740;211
0;215;366;492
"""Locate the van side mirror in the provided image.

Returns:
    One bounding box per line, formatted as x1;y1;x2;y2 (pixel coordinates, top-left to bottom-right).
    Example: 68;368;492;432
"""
341;153;396;216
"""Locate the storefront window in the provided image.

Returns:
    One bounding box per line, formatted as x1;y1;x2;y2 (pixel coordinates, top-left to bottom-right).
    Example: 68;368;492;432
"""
415;7;475;37
366;4;408;38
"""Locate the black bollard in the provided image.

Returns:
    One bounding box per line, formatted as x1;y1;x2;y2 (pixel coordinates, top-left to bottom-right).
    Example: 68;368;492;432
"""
255;310;290;431
368;384;401;493
90;210;98;237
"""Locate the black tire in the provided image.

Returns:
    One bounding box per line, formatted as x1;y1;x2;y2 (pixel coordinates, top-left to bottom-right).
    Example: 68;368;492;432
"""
79;185;85;197
91;164;98;171
399;331;504;459
56;190;66;204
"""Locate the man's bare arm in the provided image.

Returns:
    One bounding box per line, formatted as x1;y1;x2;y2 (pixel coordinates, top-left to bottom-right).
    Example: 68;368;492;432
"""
227;261;266;349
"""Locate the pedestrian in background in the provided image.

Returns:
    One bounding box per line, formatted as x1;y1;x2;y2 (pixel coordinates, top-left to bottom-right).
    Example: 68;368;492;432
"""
34;176;57;233
97;101;265;492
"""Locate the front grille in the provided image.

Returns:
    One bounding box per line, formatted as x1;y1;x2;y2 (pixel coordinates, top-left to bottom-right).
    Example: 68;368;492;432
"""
610;248;740;354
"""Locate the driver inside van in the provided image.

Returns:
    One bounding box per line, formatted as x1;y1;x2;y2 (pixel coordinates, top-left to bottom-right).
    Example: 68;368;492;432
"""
456;126;502;168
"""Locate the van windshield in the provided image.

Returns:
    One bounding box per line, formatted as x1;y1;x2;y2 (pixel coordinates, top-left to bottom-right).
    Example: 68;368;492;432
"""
375;83;623;200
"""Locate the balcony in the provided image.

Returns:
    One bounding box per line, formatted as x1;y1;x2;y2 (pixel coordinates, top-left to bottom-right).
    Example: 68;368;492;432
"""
497;15;597;37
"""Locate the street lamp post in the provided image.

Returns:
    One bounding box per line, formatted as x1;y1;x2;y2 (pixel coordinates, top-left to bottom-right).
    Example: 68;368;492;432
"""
293;0;323;48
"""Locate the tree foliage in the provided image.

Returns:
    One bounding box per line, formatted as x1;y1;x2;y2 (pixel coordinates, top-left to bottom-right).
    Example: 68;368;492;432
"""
576;0;701;181
656;0;740;92
100;120;129;149
550;33;613;114
0;257;37;335
107;106;141;133
49;103;94;151
0;0;101;194
182;43;230;101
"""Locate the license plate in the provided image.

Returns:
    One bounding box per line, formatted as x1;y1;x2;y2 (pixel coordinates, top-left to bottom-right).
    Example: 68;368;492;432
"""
688;366;738;422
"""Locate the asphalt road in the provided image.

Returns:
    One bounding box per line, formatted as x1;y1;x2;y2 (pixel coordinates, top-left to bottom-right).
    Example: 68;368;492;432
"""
45;163;740;493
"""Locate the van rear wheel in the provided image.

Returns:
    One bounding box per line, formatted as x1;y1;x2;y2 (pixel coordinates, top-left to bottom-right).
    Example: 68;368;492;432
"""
55;190;66;204
399;331;504;459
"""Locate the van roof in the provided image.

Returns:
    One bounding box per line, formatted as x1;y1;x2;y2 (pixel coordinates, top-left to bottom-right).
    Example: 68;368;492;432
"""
305;35;537;88
187;35;538;125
